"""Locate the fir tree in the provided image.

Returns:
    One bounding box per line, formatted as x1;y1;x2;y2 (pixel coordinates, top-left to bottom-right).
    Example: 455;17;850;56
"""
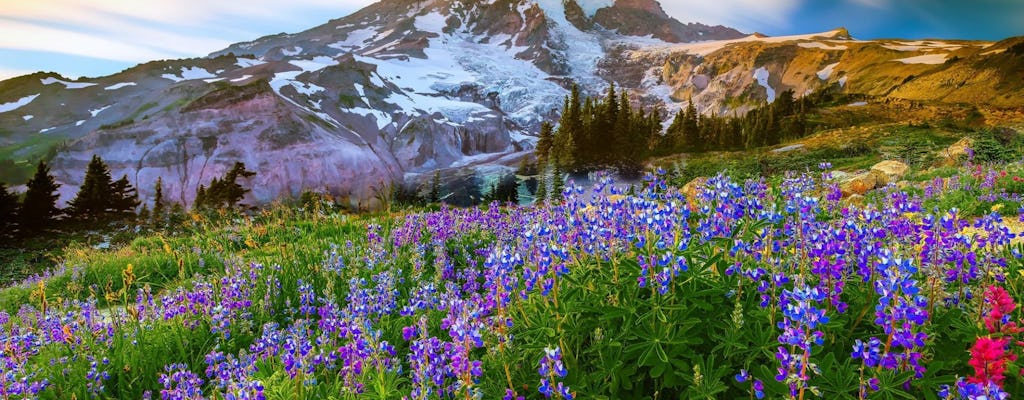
0;182;18;237
550;162;564;202
535;162;549;204
204;162;256;209
20;161;61;234
68;155;113;222
152;176;165;224
429;170;442;203
194;185;207;210
110;174;140;220
535;121;554;166
682;98;700;152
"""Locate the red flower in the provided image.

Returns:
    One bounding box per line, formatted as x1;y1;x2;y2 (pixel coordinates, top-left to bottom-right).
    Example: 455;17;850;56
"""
983;286;1020;334
968;337;1016;386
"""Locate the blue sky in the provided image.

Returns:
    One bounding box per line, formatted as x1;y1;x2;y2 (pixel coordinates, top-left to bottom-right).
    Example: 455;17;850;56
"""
0;0;1021;81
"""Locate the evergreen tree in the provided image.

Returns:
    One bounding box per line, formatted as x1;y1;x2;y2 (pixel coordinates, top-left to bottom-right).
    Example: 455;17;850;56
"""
493;172;519;203
535;162;549;204
429;170;442;204
682;98;700;152
152;176;165;224
535;122;554;166
550;162;564;202
68;155;114;222
110;174;140;220
218;162;256;208
194;184;207;210
0;182;18;237
20;161;61;234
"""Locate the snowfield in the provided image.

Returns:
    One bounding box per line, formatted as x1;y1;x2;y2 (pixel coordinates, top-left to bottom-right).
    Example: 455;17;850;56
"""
894;54;949;64
0;94;40;113
161;67;217;82
41;77;96;89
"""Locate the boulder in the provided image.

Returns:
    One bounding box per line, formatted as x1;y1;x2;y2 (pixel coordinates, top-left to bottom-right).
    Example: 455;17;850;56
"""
839;172;877;196
937;137;973;167
870;160;910;186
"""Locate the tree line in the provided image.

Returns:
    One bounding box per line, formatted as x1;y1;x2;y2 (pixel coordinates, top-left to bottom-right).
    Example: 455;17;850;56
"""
0;156;255;240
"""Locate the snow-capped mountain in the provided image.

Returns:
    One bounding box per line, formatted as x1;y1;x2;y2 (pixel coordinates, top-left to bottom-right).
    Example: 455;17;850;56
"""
0;0;1021;208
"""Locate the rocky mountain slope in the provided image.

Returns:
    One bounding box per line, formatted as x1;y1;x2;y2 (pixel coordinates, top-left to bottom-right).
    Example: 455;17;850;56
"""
0;0;1021;208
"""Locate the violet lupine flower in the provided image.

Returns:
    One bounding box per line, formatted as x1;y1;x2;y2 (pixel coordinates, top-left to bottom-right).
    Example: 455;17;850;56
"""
735;369;765;399
871;252;929;379
297;279;317;317
85;356;111;396
280;321;316;382
159;364;204;400
939;379;1009;400
775;284;829;397
538;346;573;399
204;350;265;400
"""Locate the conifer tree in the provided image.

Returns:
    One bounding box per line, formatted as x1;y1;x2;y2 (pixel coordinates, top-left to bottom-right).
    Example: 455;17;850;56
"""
195;184;208;210
550;162;564;202
152;176;165;223
535;162;549;204
535;121;554;166
110;174;140;220
682;98;700;152
429;170;442;204
20;161;61;234
68;155;113;222
0;182;18;237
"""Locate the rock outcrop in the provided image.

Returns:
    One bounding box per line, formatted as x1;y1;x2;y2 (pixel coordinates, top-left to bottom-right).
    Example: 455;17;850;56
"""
870;160;910;186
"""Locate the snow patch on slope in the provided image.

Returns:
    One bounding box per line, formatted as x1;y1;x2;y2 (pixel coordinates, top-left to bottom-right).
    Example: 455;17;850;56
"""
23;115;33;121
0;94;40;113
798;42;847;50
235;57;266;68
654;29;850;57
894;54;948;64
289;56;339;72
104;82;136;90
162;67;216;82
753;67;775;103
89;105;112;117
347;107;393;129
817;62;839;80
579;0;615;18
534;0;606;87
328;27;379;52
414;11;448;33
41;77;96;89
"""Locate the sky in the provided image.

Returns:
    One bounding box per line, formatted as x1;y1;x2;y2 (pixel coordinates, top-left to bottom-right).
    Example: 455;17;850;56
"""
0;0;1021;81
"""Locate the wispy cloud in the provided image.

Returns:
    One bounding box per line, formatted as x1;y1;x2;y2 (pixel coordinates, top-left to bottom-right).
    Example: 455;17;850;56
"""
0;67;36;81
0;0;374;68
660;0;804;33
846;0;890;9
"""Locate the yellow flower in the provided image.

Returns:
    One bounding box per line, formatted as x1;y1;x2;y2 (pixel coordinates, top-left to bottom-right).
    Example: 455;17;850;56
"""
991;203;1005;213
62;325;74;344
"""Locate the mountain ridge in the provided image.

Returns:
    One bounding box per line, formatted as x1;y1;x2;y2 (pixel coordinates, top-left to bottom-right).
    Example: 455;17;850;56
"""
0;0;1022;209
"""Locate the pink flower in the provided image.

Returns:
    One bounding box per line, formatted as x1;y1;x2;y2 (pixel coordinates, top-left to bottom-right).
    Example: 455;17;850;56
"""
968;337;1016;386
